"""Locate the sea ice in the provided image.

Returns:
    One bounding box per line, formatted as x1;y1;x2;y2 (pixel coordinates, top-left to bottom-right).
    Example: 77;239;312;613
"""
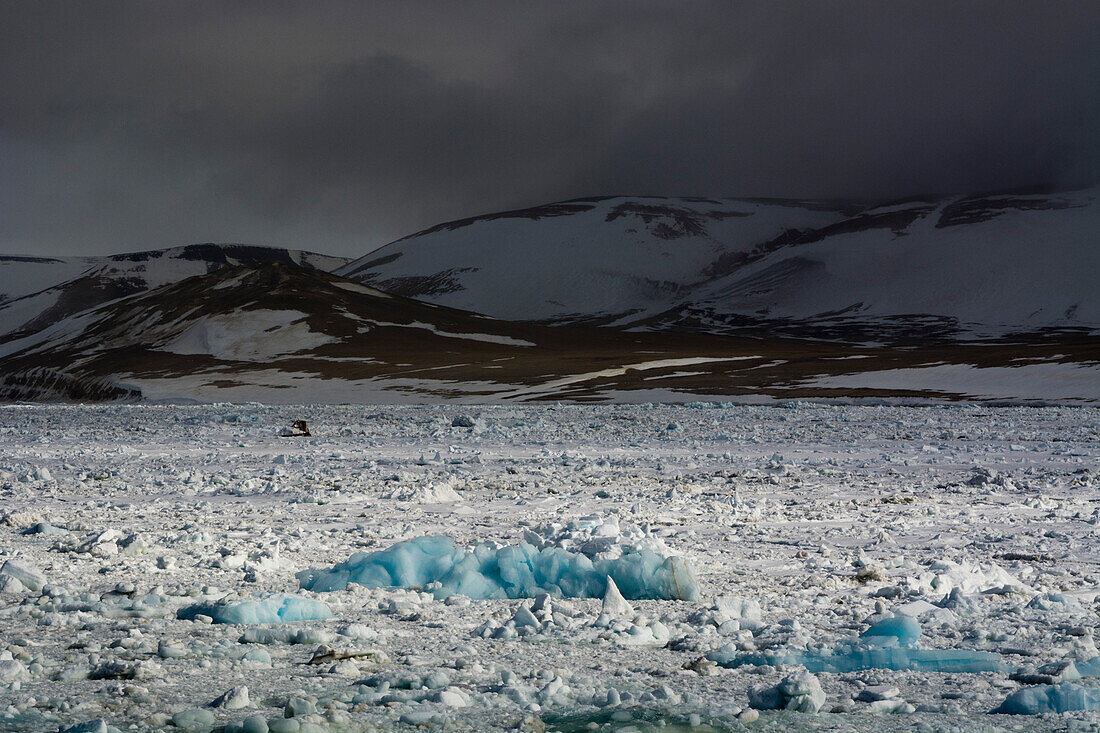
177;594;332;624
297;535;699;601
2;403;1097;732
992;682;1100;715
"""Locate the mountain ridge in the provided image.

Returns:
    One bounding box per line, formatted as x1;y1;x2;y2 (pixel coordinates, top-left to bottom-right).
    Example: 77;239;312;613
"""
338;188;1098;343
0;244;349;343
1;189;1096;403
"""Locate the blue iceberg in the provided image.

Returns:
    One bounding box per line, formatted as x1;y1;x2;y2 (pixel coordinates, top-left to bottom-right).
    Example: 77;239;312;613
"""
993;682;1100;715
177;594;332;624
860;616;921;646
708;617;1004;674
297;535;699;601
1076;657;1100;678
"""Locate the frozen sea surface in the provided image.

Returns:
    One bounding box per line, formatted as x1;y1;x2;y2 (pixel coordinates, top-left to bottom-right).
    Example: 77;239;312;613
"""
0;403;1097;731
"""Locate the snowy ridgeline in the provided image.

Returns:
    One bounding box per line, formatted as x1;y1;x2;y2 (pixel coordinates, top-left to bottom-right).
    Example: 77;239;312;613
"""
338;190;1100;335
0;402;1098;732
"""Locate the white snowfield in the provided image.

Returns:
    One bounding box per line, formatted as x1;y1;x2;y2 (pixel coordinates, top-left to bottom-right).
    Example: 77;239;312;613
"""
338;189;1100;336
0;403;1098;731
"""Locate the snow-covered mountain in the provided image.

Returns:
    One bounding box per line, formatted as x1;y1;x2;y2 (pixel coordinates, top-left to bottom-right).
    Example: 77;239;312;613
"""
1;259;1093;403
0;244;348;341
0;261;544;401
338;189;1099;341
1;195;1096;404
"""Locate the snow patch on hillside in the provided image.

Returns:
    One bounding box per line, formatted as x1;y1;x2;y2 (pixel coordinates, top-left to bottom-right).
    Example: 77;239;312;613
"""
364;320;535;346
161;310;338;361
800;362;1100;402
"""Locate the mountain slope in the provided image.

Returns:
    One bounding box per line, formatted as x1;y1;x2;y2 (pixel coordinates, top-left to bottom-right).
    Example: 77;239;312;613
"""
0;244;349;342
1;261;1094;403
337;189;1099;342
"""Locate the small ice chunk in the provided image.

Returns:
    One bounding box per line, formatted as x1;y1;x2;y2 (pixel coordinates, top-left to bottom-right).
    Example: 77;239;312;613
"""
0;574;25;594
511;604;540;629
992;682;1100;715
600;576;634;619
59;722;113;733
210;685;251;709
338;623;377;640
0;559;47;592
1076;657;1100;678
0;654;29;682
856;685;899;702
1011;660;1083;685
157;641;187;659
750;669;826;713
435;687;470;707
867;699;915;714
778;669;827;713
224;717;268;733
178;594;332;624
171;708;216;731
715;595;761;622
27;522;69;536
284;696;316;717
242;648;271;665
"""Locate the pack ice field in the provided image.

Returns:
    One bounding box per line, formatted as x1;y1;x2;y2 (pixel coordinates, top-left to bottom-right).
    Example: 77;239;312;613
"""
0;403;1098;732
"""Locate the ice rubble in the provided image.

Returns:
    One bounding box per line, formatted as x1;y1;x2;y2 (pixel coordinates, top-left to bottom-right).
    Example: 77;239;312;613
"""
708;616;1006;674
380;479;463;503
992;682;1100;715
177;594;332;624
522;515;673;560
472;580;675;646
297;534;699;601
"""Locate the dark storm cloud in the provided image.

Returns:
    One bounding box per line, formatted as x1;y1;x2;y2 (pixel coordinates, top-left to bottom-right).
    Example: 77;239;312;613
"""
1;0;1098;257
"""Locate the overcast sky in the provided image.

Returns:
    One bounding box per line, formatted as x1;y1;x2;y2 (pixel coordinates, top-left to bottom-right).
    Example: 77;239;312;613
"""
2;1;1098;258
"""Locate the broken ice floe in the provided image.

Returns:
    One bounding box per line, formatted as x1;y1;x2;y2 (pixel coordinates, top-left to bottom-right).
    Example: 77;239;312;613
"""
708;616;1005;674
297;534;699;600
177;594;332;624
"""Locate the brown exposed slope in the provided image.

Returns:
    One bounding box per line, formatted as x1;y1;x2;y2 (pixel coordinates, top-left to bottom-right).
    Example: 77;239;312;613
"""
0;262;1094;403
